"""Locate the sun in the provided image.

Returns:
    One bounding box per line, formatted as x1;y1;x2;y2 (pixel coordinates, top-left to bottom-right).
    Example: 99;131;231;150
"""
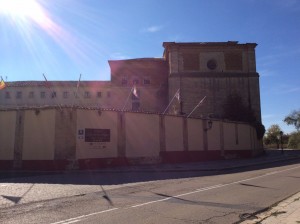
0;0;92;68
0;0;46;22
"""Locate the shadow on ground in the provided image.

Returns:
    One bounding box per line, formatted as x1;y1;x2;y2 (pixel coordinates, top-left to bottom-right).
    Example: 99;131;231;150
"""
1;150;300;187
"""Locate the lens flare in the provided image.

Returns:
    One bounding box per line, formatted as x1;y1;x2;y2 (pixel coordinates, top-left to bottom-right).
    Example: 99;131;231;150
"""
0;0;109;80
0;0;80;68
0;0;43;20
0;0;64;39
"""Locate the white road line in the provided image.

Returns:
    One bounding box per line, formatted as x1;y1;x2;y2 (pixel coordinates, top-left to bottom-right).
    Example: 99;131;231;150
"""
133;165;300;208
196;184;224;191
0;185;8;187
132;184;225;208
131;197;171;208
50;208;118;224
130;165;300;208
50;164;300;224
62;220;81;224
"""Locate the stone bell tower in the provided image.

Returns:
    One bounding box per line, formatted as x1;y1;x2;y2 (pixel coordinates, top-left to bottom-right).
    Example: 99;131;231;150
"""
163;41;261;121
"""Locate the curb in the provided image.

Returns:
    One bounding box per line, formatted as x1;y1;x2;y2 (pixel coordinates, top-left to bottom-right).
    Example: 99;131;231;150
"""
63;155;300;174
1;155;300;178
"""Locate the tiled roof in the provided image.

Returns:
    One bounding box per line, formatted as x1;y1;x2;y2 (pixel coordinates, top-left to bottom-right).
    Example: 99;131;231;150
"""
163;41;257;47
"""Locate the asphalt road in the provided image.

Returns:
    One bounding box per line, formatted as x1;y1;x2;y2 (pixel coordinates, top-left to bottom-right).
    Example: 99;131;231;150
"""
1;160;300;224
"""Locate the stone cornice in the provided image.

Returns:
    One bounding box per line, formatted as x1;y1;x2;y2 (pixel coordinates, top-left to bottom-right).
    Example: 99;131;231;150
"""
169;72;259;78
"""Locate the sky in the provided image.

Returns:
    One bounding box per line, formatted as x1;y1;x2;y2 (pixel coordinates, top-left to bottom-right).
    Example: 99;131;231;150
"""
0;0;299;134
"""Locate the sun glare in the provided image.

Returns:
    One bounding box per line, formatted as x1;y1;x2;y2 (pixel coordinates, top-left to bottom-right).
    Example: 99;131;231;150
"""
0;0;47;24
1;0;35;17
0;0;99;70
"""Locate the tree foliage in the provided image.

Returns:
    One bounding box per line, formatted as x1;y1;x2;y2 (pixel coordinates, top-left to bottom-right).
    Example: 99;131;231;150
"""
254;122;266;140
287;132;300;149
284;109;300;131
263;124;282;145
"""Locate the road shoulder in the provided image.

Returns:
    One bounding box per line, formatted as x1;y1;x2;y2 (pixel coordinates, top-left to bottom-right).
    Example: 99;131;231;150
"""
241;191;300;223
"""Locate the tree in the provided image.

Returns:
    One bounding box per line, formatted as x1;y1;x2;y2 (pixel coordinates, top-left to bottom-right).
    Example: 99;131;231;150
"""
263;124;282;146
287;132;300;149
284;109;300;130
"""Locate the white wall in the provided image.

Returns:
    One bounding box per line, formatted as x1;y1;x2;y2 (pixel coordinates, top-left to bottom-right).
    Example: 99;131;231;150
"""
165;116;184;151
0;111;16;160
22;110;55;160
0;108;262;162
125;113;160;157
76;110;118;159
187;118;204;151
237;124;251;150
207;120;222;150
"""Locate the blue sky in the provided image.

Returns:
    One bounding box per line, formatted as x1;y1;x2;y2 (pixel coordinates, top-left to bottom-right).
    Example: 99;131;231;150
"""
0;0;299;133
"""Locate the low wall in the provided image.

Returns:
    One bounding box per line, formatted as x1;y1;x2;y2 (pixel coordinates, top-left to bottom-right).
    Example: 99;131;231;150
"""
187;118;204;151
125;113;160;158
76;110;119;159
165;116;184;152
0;108;263;170
0;111;16;169
22;109;56;170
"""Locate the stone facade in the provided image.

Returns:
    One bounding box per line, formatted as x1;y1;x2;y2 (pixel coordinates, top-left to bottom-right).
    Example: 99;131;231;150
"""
0;41;261;122
163;42;261;121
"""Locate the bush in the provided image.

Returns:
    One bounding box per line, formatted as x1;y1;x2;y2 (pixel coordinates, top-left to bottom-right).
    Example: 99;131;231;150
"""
287;132;300;149
254;122;265;140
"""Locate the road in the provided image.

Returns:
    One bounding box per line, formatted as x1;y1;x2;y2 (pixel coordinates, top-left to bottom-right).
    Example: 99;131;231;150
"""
1;159;300;224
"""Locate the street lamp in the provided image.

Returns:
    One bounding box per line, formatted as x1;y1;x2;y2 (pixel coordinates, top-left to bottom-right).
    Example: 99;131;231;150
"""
204;120;213;131
279;131;283;154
